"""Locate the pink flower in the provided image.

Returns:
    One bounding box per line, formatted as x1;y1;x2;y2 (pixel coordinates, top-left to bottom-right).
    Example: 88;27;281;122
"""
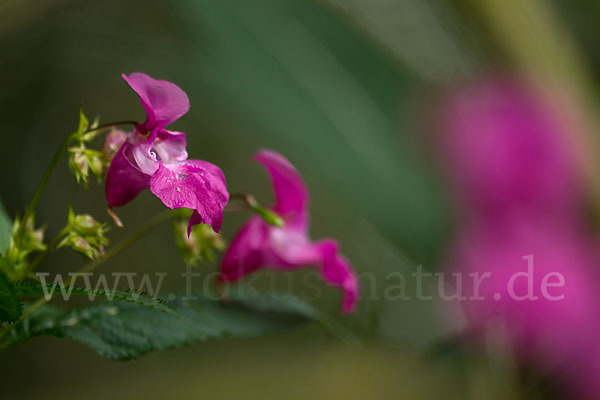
438;77;600;398
220;150;359;313
104;73;229;233
436;78;581;222
447;219;600;356
445;219;600;400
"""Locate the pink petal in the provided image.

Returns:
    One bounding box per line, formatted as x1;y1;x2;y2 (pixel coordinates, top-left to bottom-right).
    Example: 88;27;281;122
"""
219;218;317;283
149;161;229;233
130;137;159;175
220;217;359;313
186;159;229;199
154;130;188;164
315;239;359;313
105;142;151;208
437;78;580;220
255;150;309;231
220;217;270;282
266;227;320;266
446;220;600;367
122;72;190;132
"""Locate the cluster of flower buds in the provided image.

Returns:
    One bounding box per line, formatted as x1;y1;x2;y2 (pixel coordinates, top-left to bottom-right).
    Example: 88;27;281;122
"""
67;110;105;186
173;211;226;266
3;215;46;280
68;147;104;186
57;207;109;260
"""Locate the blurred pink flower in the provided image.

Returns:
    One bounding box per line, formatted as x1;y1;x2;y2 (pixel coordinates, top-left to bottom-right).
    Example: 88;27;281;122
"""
438;77;600;398
220;150;359;313
437;78;582;223
447;219;600;360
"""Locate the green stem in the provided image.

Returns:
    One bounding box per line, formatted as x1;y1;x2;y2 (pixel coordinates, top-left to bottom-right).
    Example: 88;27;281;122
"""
22;136;73;225
17;209;174;322
226;193;284;227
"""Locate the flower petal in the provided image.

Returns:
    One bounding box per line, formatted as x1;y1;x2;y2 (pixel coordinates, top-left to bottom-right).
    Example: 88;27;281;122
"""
220;217;269;282
187;209;224;238
219;218;316;283
105;143;151;208
254;150;309;230
130;137;159;175
185;159;228;198
122;72;190;132
185;159;229;233
315;239;359;313
219;218;359;313
154;130;188;164
437;78;580;219
149;161;229;233
267;227;320;266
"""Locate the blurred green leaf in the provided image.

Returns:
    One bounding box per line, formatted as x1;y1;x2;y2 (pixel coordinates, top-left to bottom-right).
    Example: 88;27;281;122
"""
4;289;321;360
324;0;478;81
178;0;451;266
0;198;11;255
0;269;22;324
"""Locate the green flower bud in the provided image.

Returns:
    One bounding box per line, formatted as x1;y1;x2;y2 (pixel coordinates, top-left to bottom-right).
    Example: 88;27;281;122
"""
4;215;46;280
57;207;109;260
68;146;104;186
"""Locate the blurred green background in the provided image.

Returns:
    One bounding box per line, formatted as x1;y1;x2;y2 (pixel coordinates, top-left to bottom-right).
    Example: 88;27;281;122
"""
0;0;597;398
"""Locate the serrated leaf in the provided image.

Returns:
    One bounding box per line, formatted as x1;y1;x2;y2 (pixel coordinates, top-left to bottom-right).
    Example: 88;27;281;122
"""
11;283;177;318
0;198;11;255
0;270;22;324
3;288;323;360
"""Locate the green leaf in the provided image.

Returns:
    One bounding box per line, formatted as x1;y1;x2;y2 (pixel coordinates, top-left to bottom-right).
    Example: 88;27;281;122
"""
0;198;11;255
11;282;177;318
4;289;323;360
0;270;22;324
